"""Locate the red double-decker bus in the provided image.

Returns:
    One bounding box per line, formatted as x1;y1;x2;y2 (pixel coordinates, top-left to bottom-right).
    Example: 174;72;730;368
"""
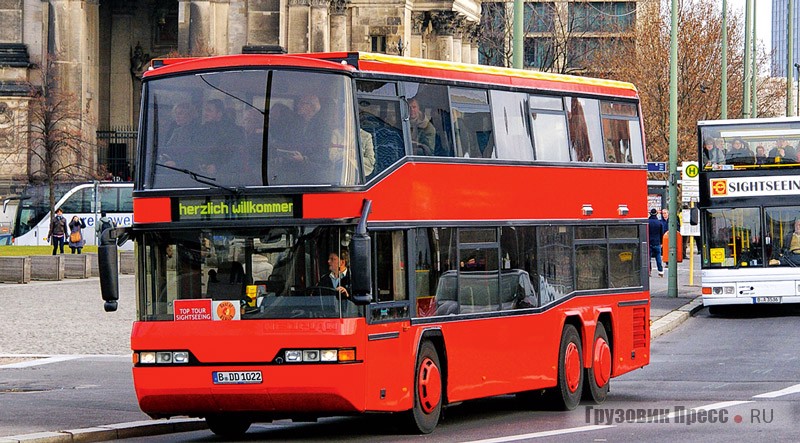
99;52;650;437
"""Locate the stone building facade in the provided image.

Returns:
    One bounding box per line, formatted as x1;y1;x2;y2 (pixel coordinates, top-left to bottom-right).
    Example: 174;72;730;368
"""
0;0;482;194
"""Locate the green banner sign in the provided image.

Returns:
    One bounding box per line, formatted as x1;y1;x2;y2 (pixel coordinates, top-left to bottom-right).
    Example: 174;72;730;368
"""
176;196;296;220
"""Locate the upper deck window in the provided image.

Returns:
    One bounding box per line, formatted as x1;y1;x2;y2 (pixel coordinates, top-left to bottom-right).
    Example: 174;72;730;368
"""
142;69;360;189
530;95;570;162
450;88;493;158
490;90;534;161
700;122;800;171
600;100;644;164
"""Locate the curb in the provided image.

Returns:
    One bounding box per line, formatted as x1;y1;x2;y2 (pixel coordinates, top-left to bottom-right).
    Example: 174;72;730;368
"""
0;419;207;443
650;296;704;339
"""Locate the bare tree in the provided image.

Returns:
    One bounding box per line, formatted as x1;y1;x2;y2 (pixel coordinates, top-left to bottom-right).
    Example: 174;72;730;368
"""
588;0;765;164
26;59;96;212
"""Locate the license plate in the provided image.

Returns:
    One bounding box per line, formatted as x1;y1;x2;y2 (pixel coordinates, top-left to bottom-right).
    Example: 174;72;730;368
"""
213;371;262;384
754;296;780;304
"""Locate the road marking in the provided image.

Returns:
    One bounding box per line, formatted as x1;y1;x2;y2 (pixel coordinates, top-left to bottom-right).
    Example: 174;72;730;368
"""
461;424;613;442
661;401;753;421
0;354;128;368
753;383;800;398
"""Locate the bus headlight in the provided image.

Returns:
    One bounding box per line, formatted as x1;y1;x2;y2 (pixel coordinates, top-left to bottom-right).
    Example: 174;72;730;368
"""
280;348;355;363
285;350;303;362
136;351;190;365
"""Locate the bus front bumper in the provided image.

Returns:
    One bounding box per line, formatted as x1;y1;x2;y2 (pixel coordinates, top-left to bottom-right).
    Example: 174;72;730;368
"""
133;362;366;419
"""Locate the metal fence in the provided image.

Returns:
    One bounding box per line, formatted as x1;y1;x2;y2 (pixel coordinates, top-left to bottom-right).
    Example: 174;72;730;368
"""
96;126;137;181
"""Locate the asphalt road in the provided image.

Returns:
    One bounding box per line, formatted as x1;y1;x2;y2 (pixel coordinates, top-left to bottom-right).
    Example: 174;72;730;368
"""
129;306;800;442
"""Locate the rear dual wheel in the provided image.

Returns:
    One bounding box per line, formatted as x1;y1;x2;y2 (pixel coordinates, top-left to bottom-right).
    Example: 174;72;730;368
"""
543;324;584;410
583;322;611;404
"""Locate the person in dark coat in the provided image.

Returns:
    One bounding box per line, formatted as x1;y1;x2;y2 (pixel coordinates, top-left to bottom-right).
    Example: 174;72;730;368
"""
648;209;665;277
318;250;351;298
48;208;68;255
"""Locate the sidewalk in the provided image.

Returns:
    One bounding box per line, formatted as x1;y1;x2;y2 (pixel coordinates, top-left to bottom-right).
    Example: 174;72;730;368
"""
648;251;704;339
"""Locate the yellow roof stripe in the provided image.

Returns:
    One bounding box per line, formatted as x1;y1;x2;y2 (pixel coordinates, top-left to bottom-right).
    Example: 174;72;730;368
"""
358;52;637;92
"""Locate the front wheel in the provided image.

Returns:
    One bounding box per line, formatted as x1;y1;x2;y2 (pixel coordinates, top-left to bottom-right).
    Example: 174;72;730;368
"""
206;414;251;438
545;324;584;410
583;322;611;404
401;341;443;434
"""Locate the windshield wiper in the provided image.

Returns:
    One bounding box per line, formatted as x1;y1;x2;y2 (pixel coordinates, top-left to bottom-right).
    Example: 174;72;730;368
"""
156;162;241;195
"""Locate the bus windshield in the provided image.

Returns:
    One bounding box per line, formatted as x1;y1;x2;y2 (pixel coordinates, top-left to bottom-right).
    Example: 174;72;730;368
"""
139;226;361;321
142;69;360;189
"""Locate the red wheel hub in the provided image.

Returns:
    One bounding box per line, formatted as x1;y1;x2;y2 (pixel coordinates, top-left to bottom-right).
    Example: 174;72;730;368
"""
417;357;442;414
564;342;581;393
592;337;612;387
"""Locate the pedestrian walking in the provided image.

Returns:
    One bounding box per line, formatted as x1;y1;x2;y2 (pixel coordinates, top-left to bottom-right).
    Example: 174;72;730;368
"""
48;208;68;255
648;208;665;277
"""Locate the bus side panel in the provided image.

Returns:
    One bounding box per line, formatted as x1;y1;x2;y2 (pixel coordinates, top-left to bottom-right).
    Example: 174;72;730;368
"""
437;310;560;403
610;293;650;377
363;321;415;412
303;164;648;222
130;319;369;417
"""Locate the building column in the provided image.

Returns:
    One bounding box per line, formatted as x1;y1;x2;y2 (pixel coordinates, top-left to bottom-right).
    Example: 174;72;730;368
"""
109;6;134;128
178;0;229;55
431;11;456;62
309;0;329;52
410;11;424;58
287;0;310;53
228;0;248;53
463;22;479;64
329;0;348;52
48;0;100;172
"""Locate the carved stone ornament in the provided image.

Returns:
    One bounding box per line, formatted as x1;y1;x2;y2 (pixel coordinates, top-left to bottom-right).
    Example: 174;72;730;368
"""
430;11;458;36
330;0;349;15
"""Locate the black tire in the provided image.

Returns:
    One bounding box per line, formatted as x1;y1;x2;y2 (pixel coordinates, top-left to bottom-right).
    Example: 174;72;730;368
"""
583;322;611;404
545;324;584;410
401;341;443;434
206;414;251;438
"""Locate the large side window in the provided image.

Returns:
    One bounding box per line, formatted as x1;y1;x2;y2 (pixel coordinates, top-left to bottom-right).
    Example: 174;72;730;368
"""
537;226;574;303
61;188;89;213
608;225;641;288
601;101;644;164
373;231;408;303
490;90;535;161
529;95;569;161
458;228;499;313
565;96;604;163
403;82;454;157
357;94;405;179
450;88;493;158
575;226;608;290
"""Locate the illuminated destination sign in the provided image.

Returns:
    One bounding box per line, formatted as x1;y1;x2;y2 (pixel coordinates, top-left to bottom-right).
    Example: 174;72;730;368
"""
709;176;800;198
175;196;297;220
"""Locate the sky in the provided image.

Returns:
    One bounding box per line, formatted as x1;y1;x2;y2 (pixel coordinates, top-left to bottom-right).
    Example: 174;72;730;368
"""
727;0;772;53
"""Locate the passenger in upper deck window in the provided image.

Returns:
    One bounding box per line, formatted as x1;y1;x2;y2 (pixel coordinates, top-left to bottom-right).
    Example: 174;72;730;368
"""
280;94;330;166
755;145;768;165
702;137;724;168
768;137;797;163
409;97;436;156
166;102;199;148
725;138;755;165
